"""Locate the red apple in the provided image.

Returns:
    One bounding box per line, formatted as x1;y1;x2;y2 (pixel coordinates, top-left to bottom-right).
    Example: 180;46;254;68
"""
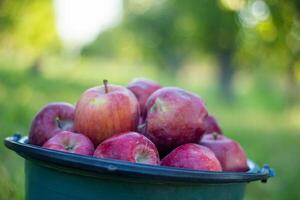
200;133;249;172
161;143;222;171
142;87;208;153
205;115;223;135
74;80;140;145
127;78;161;114
94;132;160;165
42;131;94;155
29;102;75;146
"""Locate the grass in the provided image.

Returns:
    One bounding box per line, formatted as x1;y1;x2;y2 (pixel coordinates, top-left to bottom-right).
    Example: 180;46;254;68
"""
0;57;299;200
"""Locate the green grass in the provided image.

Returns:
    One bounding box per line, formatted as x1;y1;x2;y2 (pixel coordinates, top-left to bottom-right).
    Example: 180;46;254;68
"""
0;59;299;200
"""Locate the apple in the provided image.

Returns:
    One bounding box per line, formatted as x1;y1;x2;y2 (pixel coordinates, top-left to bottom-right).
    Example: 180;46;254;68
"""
29;102;75;146
200;133;249;172
74;80;140;145
127;78;161;114
142;87;208;153
161;143;222;171
94;132;160;165
42;131;94;155
204;115;223;134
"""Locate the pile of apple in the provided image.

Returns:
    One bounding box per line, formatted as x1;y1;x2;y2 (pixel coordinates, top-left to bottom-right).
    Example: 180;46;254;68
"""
28;79;248;172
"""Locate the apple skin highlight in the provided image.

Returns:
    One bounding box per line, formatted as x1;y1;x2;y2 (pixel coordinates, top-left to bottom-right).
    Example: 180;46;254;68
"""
143;87;208;154
94;132;160;165
43;131;94;155
200;134;249;172
74;82;140;146
161;143;222;171
127;78;161;114
29;102;75;146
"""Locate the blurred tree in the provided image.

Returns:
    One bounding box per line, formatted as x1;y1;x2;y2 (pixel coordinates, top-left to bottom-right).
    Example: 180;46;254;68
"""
237;0;300;104
83;0;240;99
168;0;239;99
83;0;300;102
272;0;300;105
0;0;61;72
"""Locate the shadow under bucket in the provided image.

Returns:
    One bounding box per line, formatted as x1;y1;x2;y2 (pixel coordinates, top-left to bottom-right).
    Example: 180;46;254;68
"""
4;134;275;200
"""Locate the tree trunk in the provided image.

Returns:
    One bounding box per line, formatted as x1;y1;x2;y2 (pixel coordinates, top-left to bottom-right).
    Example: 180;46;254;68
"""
218;49;234;101
30;56;43;76
160;49;185;76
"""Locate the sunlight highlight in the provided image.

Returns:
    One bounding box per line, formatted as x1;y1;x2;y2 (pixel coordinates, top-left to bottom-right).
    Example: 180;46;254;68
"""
53;0;123;49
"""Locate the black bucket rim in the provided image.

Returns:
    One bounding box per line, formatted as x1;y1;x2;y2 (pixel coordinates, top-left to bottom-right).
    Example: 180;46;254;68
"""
4;134;274;184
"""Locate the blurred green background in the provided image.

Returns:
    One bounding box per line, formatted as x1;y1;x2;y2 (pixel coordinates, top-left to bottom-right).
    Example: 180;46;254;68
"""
0;0;299;199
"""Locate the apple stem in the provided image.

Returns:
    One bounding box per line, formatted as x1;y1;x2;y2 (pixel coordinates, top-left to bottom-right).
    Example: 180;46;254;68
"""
212;132;218;140
137;123;147;133
56;117;62;129
103;79;108;93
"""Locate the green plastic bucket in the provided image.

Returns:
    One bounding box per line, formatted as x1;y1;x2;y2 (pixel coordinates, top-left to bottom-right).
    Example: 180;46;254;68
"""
4;134;274;200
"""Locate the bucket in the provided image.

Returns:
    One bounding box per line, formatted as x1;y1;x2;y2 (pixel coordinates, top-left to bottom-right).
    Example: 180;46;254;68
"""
4;134;274;200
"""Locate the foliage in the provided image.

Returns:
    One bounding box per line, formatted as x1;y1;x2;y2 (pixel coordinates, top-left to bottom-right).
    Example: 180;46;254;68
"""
236;0;300;71
83;0;300;76
83;0;239;70
0;0;61;60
